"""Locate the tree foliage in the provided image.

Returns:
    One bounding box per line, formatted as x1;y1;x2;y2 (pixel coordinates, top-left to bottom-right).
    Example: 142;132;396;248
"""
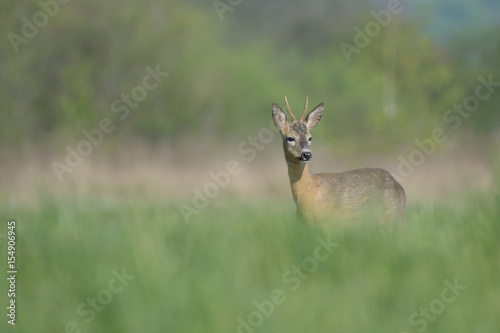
1;0;498;152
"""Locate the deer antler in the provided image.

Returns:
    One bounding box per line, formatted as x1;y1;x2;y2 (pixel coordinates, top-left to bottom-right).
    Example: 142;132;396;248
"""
284;96;296;122
299;96;309;122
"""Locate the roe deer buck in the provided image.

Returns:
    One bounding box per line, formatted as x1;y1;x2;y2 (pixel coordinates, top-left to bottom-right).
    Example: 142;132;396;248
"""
272;97;406;225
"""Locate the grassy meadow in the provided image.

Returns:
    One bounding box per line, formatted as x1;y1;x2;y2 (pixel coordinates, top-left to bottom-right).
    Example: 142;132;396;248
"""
1;171;499;333
2;1;500;332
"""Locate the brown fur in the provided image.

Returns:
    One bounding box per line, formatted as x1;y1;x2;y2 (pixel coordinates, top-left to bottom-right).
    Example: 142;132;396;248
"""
272;98;406;226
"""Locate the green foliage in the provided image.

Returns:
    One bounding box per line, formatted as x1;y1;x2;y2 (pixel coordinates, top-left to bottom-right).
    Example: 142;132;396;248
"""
0;190;498;332
1;0;498;151
449;27;500;134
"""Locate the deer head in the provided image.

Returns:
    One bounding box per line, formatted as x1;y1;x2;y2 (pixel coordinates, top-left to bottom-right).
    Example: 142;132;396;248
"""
272;97;324;164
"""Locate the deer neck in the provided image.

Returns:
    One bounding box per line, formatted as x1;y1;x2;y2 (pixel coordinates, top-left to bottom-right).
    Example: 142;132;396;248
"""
286;160;317;207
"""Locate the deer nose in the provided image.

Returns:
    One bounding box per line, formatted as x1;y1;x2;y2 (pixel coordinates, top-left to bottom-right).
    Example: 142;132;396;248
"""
301;151;312;161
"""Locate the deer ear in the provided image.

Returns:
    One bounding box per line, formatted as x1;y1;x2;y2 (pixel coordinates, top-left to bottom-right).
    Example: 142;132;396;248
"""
272;103;287;131
304;103;324;129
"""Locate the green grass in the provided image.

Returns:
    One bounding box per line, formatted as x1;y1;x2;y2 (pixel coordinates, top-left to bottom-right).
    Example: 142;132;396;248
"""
0;191;499;333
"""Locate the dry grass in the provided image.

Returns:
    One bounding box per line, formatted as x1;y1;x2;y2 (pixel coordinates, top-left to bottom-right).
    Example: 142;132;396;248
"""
1;138;493;209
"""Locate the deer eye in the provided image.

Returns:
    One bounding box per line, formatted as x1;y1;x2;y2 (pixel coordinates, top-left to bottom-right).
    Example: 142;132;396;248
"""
308;137;312;142
287;137;295;142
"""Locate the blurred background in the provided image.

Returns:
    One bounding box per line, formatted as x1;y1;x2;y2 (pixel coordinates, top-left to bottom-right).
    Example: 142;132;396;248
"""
1;0;499;206
0;1;499;332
